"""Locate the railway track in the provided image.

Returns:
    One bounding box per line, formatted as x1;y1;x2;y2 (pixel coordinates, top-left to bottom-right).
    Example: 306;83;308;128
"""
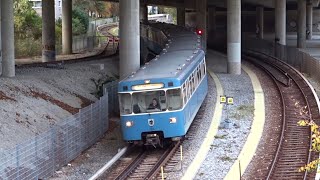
97;99;209;179
243;50;320;179
101;142;181;180
17;24;118;68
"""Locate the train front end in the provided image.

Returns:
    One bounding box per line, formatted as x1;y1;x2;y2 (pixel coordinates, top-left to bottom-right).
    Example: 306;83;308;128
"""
118;81;185;147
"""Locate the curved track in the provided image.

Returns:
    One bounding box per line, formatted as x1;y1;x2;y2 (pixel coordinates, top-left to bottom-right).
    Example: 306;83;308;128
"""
17;24;118;68
243;50;320;179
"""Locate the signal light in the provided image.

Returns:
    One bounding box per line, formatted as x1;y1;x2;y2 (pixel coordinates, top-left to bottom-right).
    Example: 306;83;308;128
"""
196;29;203;35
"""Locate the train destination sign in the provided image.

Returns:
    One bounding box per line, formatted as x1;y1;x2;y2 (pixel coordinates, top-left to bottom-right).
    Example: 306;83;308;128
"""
132;83;164;90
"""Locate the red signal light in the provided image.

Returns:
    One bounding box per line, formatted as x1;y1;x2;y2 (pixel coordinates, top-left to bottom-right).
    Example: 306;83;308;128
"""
196;29;203;35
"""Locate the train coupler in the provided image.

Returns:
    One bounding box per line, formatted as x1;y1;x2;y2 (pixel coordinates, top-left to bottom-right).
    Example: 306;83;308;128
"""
144;134;162;148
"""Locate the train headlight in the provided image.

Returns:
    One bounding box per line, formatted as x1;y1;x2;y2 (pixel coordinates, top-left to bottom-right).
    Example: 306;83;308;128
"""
169;117;177;124
125;121;134;127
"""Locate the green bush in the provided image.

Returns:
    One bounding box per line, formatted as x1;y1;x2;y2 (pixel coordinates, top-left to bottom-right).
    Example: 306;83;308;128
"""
72;7;89;35
15;38;42;58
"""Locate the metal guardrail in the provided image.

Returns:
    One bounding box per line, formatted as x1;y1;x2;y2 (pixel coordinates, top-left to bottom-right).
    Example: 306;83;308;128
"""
0;81;119;180
243;37;320;82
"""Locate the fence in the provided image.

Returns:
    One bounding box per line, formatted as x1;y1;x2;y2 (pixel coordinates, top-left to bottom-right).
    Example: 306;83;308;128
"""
103;80;119;115
0;81;119;180
243;37;320;82
71;35;105;53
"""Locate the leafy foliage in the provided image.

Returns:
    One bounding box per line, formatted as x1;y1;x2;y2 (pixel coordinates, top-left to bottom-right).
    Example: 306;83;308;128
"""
72;0;118;18
298;120;320;172
72;7;89;35
14;0;42;39
90;75;118;98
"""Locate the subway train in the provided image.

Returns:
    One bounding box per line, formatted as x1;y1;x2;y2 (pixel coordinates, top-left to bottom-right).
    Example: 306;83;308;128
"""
118;24;208;147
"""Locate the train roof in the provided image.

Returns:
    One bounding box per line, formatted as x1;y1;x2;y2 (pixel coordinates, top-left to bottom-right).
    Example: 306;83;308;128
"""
120;24;203;85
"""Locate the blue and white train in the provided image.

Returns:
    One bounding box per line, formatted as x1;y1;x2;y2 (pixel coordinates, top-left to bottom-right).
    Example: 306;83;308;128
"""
118;24;208;147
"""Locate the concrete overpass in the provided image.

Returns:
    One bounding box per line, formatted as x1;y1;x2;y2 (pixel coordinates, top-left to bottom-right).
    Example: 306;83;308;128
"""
1;0;320;78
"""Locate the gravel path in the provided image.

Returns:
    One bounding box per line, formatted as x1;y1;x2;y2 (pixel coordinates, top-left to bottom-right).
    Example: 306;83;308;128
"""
195;69;254;180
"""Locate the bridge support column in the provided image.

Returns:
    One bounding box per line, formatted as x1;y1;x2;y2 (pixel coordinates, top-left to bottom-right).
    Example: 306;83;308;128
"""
196;0;207;51
297;0;306;48
177;8;185;26
275;0;286;45
0;0;2;76
120;0;140;79
1;0;15;77
227;0;241;75
306;1;313;40
140;1;148;24
256;6;264;39
42;0;56;62
62;0;72;54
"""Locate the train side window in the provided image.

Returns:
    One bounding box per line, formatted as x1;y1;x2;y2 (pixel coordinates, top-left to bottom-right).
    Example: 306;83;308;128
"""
182;84;187;105
188;78;192;98
202;61;206;75
201;62;205;77
186;80;190;100
194;71;198;88
167;88;183;111
119;93;132;115
191;74;195;93
197;67;201;82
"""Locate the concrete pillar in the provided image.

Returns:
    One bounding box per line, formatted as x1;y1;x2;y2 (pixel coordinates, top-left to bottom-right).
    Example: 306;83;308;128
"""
196;0;207;51
2;0;15;77
227;0;241;75
306;2;313;40
140;2;148;24
208;6;216;32
256;6;264;39
275;0;286;45
297;0;306;48
0;0;2;76
42;0;56;62
62;0;72;54
120;0;140;79
177;8;185;26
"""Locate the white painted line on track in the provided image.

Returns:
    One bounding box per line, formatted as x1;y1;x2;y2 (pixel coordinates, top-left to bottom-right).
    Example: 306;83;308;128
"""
88;146;128;180
181;70;224;180
224;65;265;180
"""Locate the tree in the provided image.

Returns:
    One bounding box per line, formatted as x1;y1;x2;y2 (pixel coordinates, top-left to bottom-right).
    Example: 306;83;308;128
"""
72;0;119;18
14;0;42;39
72;7;89;35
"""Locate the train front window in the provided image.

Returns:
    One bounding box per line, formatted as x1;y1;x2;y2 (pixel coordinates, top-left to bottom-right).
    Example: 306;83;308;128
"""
119;93;132;115
167;88;182;111
132;90;166;113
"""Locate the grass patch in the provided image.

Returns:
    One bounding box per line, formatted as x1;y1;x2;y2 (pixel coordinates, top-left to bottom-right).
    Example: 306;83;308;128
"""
214;134;227;139
219;156;234;162
230;105;254;120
